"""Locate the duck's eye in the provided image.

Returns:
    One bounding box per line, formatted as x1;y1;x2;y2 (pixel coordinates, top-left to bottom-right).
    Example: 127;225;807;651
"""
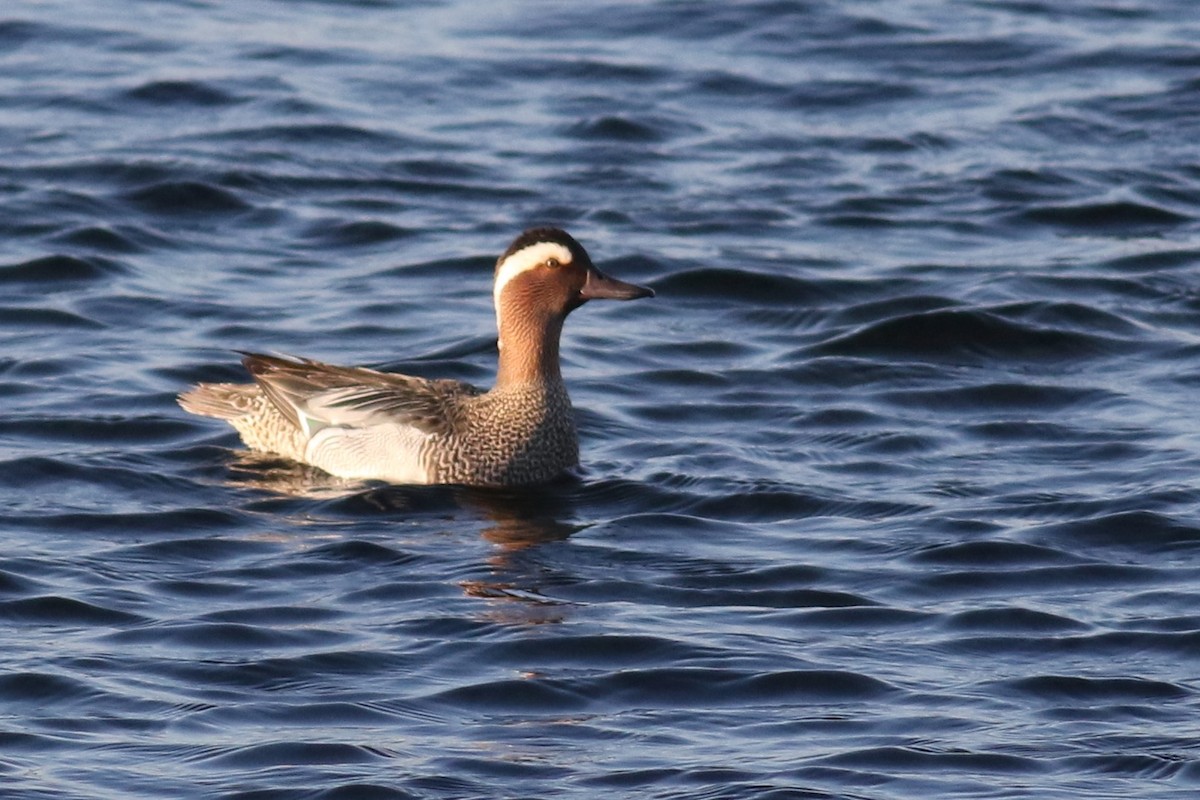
545;257;561;268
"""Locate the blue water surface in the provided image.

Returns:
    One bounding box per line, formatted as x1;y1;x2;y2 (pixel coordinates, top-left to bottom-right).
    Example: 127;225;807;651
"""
3;1;1200;798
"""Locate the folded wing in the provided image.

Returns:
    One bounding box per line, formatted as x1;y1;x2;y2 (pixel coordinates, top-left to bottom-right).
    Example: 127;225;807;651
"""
242;353;481;438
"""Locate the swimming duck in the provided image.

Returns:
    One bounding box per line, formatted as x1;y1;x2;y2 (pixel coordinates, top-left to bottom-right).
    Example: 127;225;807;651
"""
178;228;654;486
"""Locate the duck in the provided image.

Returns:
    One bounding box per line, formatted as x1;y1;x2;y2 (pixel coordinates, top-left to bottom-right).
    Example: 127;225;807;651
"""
178;227;654;486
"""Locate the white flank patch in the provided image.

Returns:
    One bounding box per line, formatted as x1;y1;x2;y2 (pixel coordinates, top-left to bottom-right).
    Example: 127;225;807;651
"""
304;423;430;483
493;241;573;330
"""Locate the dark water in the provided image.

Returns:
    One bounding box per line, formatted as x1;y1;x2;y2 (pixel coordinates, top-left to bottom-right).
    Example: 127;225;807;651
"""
3;0;1200;797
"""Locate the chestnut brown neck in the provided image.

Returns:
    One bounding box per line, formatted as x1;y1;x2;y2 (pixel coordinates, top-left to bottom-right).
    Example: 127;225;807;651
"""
494;303;566;389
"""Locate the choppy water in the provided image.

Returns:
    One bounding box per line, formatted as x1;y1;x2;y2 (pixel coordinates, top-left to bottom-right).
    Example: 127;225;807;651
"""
4;1;1200;798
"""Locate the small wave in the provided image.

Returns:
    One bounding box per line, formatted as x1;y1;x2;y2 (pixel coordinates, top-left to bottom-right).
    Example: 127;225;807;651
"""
1099;248;1200;273
432;667;896;714
499;56;667;84
120;79;241;107
0;19;40;48
299;219;415;249
431;676;589;713
883;382;1111;412
0;505;243;535
108;535;274;565
1016;200;1190;231
392;158;493;180
911;563;1160;600
0;568;38;596
190;700;395;730
0;18;137;50
7;158;174;188
785;79;920;110
1017;111;1135;147
832;294;959;326
1029;510;1200;555
844;35;1049;77
50;225;146;253
1001;674;1191;702
0;413;188;445
693;70;788;99
123;181;250;216
1001;300;1142;336
909;539;1079;567
602;667;897;706
1060;753;1187;781
301;539;419;566
205;741;383;769
0;254;124;284
815;192;938;230
0;307;103;329
0;671;98;708
607;579;876;610
788;606;933;629
477;633;713;669
0;596;145;627
198;122;412;148
654;267;821;305
978;166;1081;203
109;621;351;651
813;307;1131;362
816;745;1043;775
563;114;683;143
942;606;1088;634
241;172;533;201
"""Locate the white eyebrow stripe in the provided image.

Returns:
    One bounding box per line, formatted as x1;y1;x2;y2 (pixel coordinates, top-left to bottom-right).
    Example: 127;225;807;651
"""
492;241;573;324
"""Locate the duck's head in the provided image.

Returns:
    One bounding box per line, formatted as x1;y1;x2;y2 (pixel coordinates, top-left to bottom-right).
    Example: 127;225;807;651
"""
493;228;654;336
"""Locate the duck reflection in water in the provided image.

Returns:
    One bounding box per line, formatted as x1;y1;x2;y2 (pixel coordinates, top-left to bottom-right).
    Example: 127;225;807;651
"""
223;451;582;617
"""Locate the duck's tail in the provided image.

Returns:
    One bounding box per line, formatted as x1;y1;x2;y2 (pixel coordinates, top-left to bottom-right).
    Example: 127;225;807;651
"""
178;383;259;419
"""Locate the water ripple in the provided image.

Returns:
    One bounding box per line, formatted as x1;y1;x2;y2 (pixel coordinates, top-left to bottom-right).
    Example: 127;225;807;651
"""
4;0;1200;798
